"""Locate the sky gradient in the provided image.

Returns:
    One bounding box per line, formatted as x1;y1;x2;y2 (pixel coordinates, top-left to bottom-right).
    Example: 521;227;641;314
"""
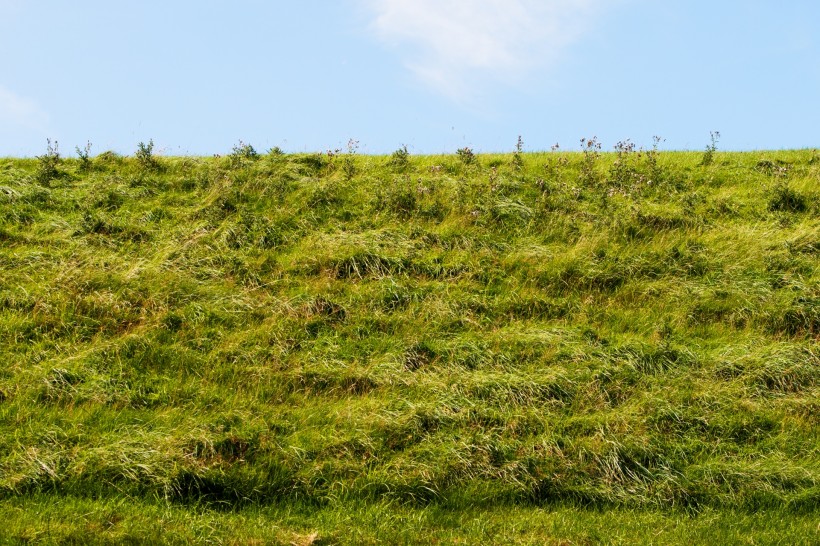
1;0;818;156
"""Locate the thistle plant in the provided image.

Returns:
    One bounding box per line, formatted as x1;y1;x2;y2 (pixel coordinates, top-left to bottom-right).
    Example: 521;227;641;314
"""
135;139;158;170
579;136;601;186
75;141;92;172
390;145;410;171
512;135;524;170
342;138;359;180
35;138;61;185
229;140;259;167
645;135;664;183
700;131;720;166
456;146;475;165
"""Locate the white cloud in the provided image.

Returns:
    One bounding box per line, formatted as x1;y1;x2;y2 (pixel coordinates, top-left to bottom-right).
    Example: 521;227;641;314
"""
365;0;607;101
0;85;50;133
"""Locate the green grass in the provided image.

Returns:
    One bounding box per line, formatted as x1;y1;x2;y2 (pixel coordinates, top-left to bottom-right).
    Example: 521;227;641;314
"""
0;146;818;544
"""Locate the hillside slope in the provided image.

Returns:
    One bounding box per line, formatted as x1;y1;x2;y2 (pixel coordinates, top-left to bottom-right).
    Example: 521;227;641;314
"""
0;146;818;543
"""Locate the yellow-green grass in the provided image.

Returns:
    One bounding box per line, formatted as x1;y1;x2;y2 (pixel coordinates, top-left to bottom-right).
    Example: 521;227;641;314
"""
0;147;817;544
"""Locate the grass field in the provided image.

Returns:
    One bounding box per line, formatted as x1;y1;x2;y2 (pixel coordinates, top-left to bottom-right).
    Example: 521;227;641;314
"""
0;143;818;544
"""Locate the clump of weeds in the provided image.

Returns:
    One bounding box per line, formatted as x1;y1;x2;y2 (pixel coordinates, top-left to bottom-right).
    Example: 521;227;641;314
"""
35;138;61;185
75;141;93;172
390;145;410;172
700;131;720;166
135;139;159;171
456;146;476;166
579;136;601;186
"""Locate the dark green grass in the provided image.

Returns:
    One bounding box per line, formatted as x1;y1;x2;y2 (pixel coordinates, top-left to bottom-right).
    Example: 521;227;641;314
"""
0;147;818;544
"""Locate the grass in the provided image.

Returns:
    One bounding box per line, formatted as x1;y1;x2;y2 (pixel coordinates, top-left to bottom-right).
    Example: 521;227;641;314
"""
0;145;818;544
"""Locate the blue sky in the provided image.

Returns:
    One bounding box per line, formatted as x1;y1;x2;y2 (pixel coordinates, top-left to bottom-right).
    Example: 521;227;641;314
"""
1;0;818;156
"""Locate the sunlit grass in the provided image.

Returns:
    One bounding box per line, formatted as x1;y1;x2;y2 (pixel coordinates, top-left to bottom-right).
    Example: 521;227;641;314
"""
0;146;817;543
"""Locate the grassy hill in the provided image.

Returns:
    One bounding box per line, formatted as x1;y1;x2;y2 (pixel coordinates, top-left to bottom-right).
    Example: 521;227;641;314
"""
0;143;818;544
